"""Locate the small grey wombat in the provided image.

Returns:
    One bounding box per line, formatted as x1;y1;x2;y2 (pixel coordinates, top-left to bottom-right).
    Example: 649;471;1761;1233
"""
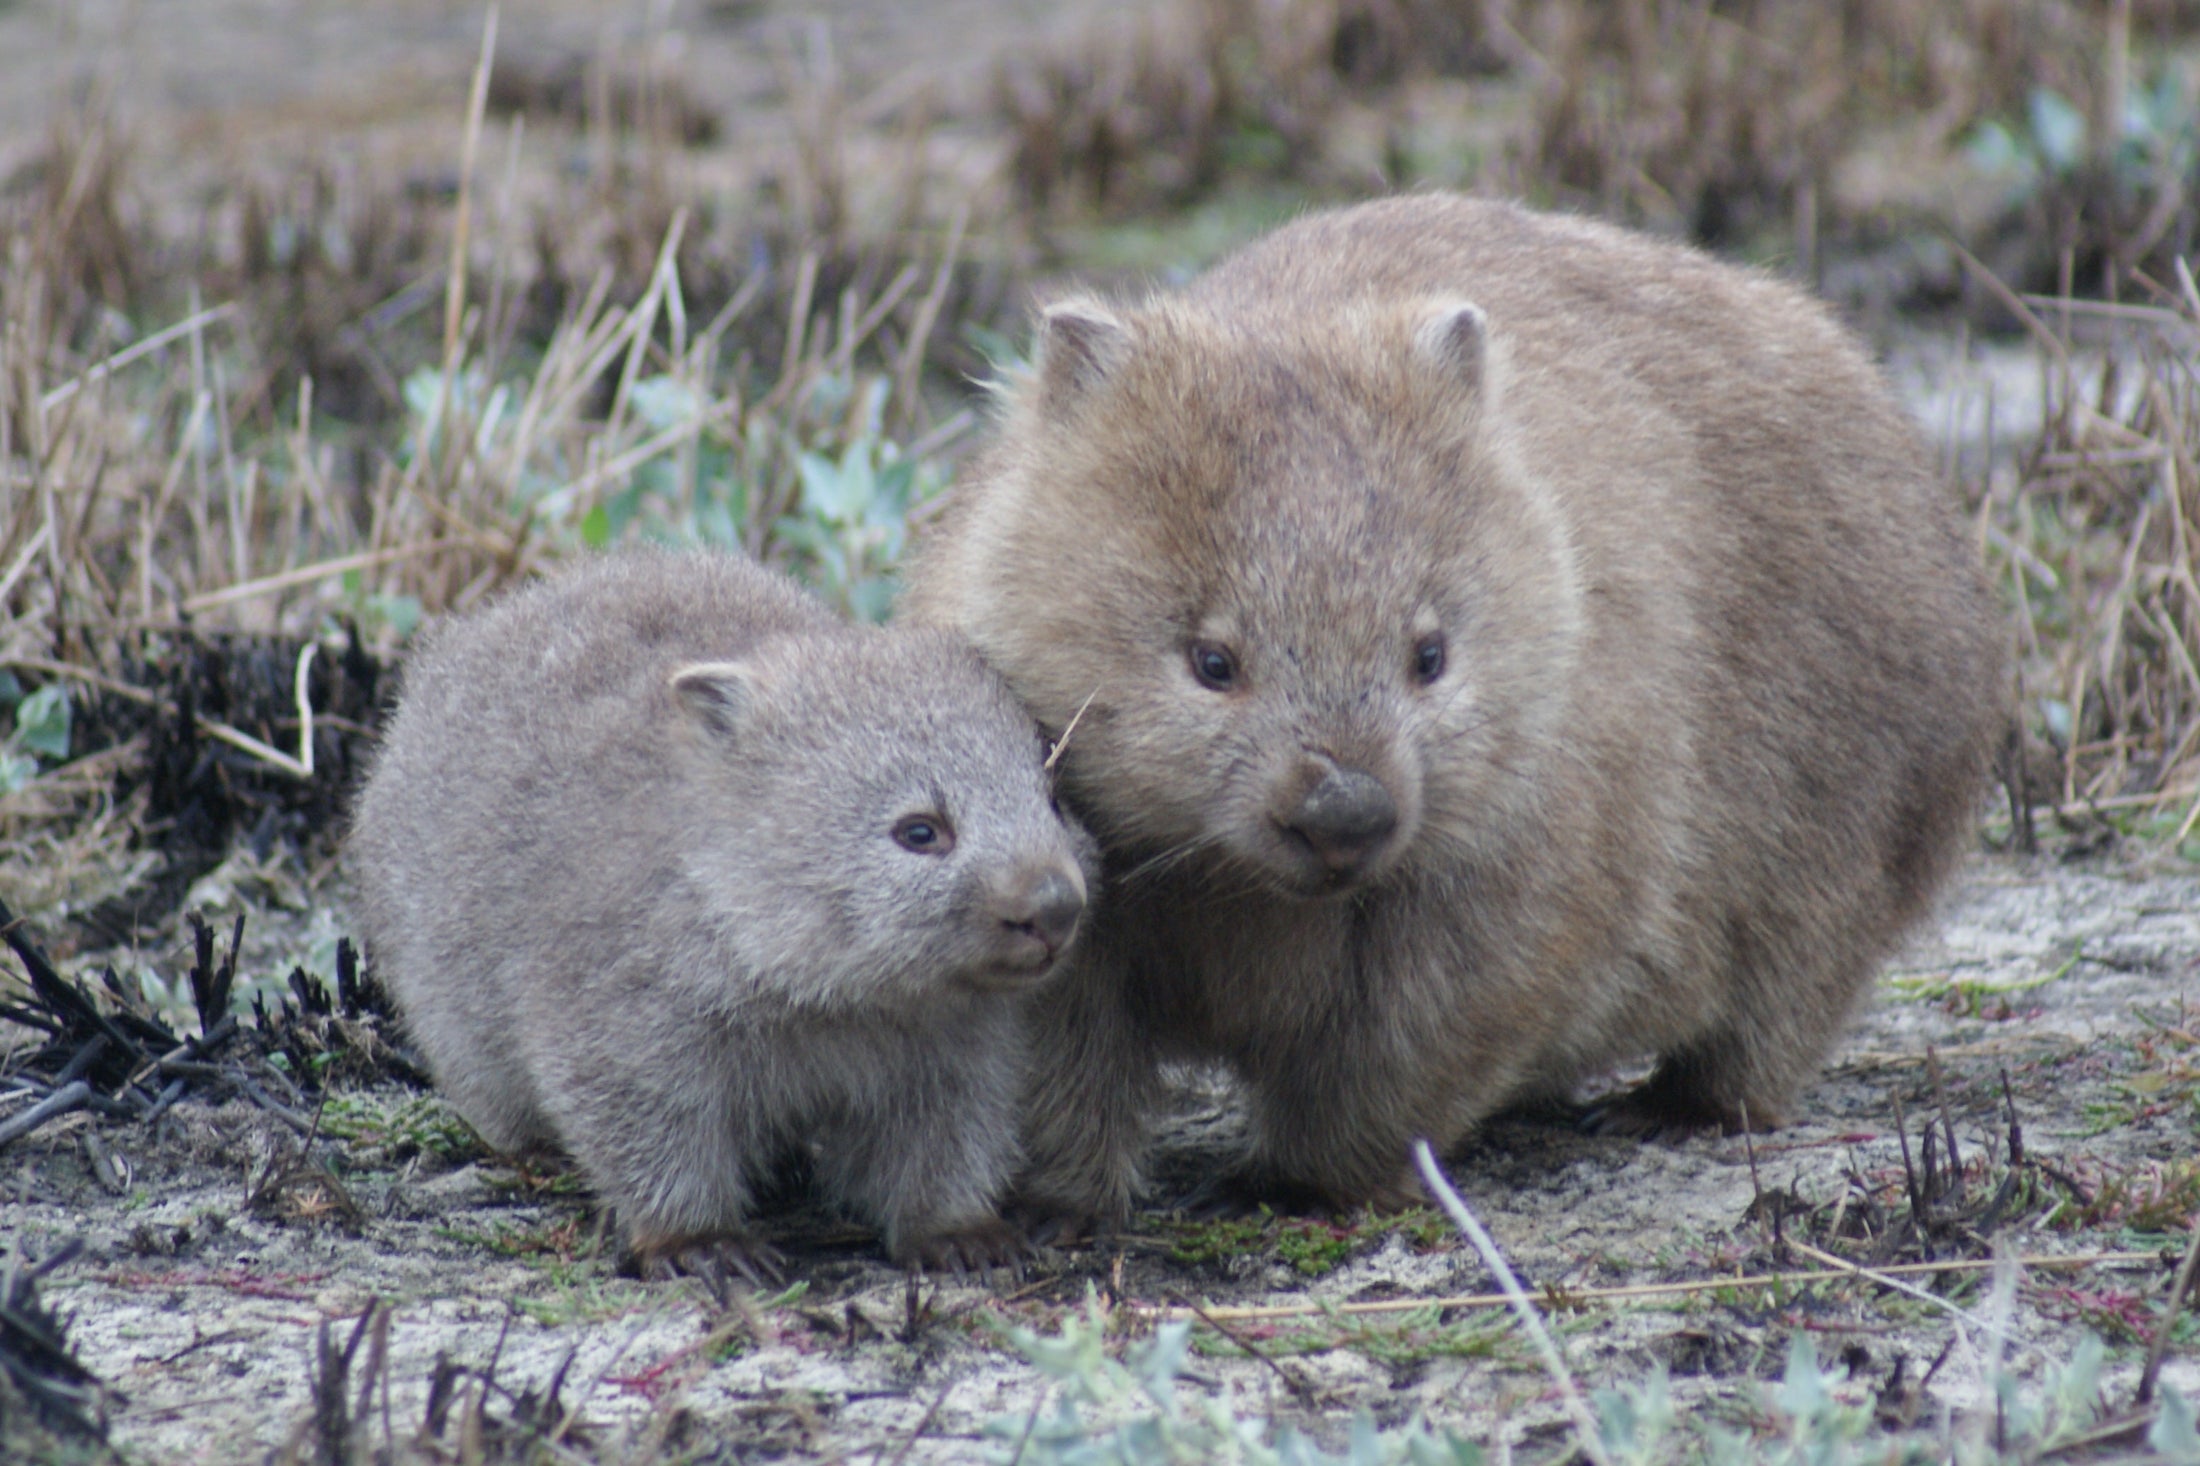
348;548;1093;1272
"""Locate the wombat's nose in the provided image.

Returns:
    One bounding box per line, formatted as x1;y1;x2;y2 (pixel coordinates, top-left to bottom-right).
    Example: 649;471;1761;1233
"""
1002;868;1087;956
1287;767;1398;873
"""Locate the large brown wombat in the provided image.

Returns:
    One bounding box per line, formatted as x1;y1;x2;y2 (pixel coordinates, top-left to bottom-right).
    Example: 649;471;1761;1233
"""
905;194;2006;1223
348;549;1093;1272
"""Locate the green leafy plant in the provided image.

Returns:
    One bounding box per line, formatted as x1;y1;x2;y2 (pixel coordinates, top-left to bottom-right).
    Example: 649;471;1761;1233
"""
990;1288;1484;1464
1968;73;2199;195
1591;1367;1678;1466
317;1092;484;1165
777;421;942;623
0;673;71;793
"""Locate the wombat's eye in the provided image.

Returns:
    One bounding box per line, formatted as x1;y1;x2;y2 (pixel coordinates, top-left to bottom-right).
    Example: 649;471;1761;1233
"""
893;814;956;855
1413;632;1447;685
1189;641;1239;691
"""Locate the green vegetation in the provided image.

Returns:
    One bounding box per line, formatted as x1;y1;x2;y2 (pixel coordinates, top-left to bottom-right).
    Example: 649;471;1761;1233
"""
993;1295;2199;1466
1163;1206;1457;1278
0;675;71;794
989;1289;1486;1464
317;1092;484;1166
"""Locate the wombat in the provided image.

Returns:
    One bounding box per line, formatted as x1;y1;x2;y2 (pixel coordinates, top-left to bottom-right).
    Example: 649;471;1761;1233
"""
904;194;2006;1224
347;548;1093;1273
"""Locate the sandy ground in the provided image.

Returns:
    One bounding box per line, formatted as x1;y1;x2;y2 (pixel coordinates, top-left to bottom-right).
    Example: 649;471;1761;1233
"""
6;851;2199;1461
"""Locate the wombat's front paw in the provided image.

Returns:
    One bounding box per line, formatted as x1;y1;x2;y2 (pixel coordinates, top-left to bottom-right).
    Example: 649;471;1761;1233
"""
1583;1077;1778;1142
1351;1170;1429;1216
629;1230;788;1290
1003;1197;1109;1249
894;1217;1029;1274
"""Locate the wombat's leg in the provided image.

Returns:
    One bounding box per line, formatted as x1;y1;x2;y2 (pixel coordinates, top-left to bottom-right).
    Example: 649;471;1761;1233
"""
807;1006;1028;1269
1592;945;1872;1138
1589;1036;1798;1138
390;985;555;1156
1009;946;1164;1234
897;1217;1027;1273
547;1034;772;1274
431;1065;555;1157
1236;1033;1445;1213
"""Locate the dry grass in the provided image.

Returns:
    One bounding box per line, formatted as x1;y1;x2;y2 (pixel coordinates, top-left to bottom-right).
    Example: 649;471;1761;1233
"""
1;38;996;608
7;3;2200;936
0;23;1006;928
1513;0;2104;245
1982;268;2200;845
994;0;1502;217
998;0;2200;293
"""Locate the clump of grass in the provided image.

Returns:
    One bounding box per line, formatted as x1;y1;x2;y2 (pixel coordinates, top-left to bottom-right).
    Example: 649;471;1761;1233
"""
995;0;2200;305
992;0;1514;223
317;1091;483;1167
1162;1205;1453;1278
1980;272;2200;842
1513;0;2103;250
988;1287;1485;1464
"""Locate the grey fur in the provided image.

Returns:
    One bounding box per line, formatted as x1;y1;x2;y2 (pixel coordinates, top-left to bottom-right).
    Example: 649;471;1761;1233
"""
348;548;1094;1264
904;195;2008;1220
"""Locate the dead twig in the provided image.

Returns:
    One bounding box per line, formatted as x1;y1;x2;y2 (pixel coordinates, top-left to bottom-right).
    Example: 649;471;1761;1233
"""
195;643;317;780
1167;1290;1321;1404
2135;1219;2200;1406
1414;1139;1611;1466
1786;1239;1993;1332
0;1080;91;1147
883;1377;955;1466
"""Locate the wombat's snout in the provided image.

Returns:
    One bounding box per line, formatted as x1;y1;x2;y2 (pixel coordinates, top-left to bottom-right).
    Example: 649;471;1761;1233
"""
986;864;1088;977
1281;762;1399;882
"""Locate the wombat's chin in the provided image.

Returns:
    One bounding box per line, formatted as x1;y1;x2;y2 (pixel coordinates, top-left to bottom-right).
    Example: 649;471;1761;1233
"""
953;942;1070;993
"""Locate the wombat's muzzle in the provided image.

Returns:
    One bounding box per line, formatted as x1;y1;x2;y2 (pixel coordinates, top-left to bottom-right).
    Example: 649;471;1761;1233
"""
982;865;1088;980
1282;765;1399;883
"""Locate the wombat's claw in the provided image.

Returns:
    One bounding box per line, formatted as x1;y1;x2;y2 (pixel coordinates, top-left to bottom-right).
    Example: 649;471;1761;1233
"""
897;1217;1029;1276
1355;1174;1428;1216
642;1235;789;1292
1004;1200;1103;1249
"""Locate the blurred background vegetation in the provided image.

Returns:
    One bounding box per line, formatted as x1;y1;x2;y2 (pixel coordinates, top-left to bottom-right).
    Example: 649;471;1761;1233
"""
6;0;2200;949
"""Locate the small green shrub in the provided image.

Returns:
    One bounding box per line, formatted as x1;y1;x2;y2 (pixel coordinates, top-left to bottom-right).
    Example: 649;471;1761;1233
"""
0;674;71;793
989;1288;1484;1464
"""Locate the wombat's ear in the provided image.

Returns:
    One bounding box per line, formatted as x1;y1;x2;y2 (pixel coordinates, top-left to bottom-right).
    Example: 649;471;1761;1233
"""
1037;298;1129;408
669;661;759;740
1413;299;1492;397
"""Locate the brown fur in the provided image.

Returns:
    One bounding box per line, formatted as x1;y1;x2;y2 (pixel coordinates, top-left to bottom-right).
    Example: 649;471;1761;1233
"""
348;548;1095;1267
903;194;2007;1220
